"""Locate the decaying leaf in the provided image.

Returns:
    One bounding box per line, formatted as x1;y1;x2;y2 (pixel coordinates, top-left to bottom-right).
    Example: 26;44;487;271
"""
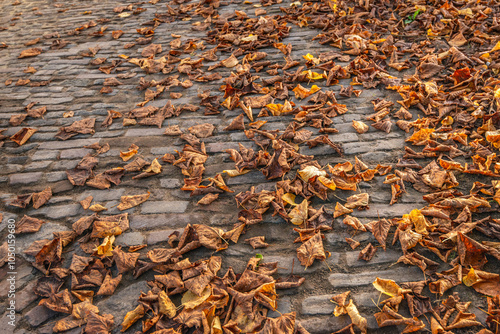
117;192;150;210
296;232;327;268
10;128;37;145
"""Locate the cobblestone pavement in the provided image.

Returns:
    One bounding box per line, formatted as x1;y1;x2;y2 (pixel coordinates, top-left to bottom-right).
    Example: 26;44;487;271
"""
0;0;495;333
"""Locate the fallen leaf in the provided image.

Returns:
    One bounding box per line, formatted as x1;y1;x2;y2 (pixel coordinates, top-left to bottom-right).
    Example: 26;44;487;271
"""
117;192;150;210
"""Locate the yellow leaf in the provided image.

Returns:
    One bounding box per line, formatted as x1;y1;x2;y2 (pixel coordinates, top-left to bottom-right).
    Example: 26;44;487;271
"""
318;176;336;190
121;304;145;332
292;84;321;99
95;235;115;257
458;8;473;16
223;169;250;177
409;209;429;235
372;277;402;297
241;34;258;42
346;300;367;334
181;286;211;309
89;203;107;212
282;193;297;206
441;116;453;126
159;290;176;318
406;128;434;145
490;41;500;53
298;165;326;182
463;267;480;287
143;158;162;173
333;202;352;218
289;199;308;225
211;316;222;334
266;103;283;116
120;144;138;161
301;70;326;80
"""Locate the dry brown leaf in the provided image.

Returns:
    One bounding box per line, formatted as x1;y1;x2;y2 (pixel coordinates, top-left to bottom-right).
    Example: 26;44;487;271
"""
10;127;37;145
117;192;150;210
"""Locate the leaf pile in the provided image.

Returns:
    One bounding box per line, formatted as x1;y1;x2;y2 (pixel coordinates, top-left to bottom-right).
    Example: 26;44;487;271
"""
4;0;500;332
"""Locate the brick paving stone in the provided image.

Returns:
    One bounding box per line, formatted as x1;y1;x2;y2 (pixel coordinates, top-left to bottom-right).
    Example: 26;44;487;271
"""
9;172;43;185
206;142;240;153
59;148;93;159
140;200;189;214
301;295;335;315
38;138;99;150
0;262;34;299
22;97;74;105
25;305;58;327
8;156;29;164
124;128;165;137
130;213;205;230
46;171;67;183
352;203;420;218
29;203;81;219
268;296;292;318
4;143;38;154
150;147;178;155
226;171;268;185
145;228;184;245
31;150;59;161
115;232;145;246
23;160;52;171
16;222;71;258
360;151;394;162
328;267;424;288
159;178;182;189
15;280;38;312
0;0;492;332
345;249;401;267
0;165;23;176
51;180;74;194
51;160;79;171
263;253;340;275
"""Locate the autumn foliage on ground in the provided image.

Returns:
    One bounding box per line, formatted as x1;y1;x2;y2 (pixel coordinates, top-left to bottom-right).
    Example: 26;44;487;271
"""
2;0;500;333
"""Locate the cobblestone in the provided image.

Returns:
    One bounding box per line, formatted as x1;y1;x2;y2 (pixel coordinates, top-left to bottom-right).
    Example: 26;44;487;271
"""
23;160;52;171
59;148;93;159
130;213;205;230
9;172;43;185
159;178;182;189
0;0;490;333
115;232;145;246
145;229;183;245
31;150;59;161
29;203;81;219
328;267;424;288
25;305;58;327
38;138;99;150
140;201;189;214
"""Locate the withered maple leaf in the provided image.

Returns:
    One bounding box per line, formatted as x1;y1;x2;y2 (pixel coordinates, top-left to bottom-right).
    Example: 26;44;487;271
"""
117;192;150;211
10;127;37;146
296;232;327;268
19;47;42;58
15;215;45;234
364;219;391;250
